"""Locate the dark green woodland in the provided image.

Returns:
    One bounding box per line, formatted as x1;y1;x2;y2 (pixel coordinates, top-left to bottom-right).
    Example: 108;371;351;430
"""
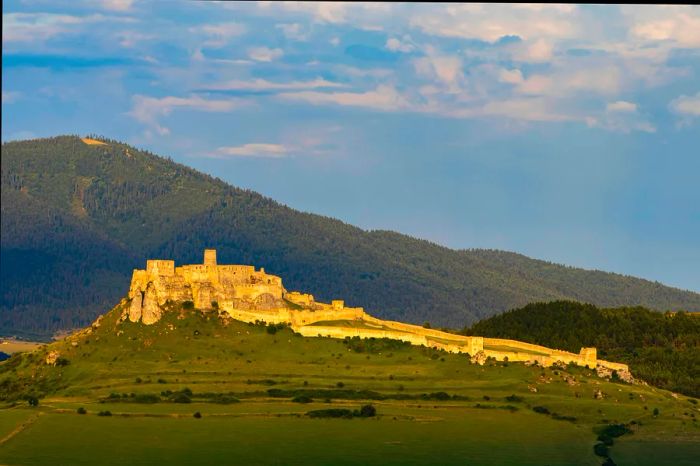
2;136;699;339
463;301;700;397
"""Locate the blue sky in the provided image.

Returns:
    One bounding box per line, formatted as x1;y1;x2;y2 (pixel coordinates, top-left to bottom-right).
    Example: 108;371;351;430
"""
2;1;699;292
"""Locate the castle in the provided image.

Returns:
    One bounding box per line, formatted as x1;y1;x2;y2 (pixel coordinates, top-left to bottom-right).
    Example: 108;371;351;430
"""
124;249;630;375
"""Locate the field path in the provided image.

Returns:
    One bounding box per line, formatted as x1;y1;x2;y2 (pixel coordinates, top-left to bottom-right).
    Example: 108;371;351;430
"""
0;412;42;446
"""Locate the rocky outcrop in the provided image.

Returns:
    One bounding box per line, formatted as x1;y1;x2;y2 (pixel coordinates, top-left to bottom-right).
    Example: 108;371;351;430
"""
128;293;143;322
141;284;162;325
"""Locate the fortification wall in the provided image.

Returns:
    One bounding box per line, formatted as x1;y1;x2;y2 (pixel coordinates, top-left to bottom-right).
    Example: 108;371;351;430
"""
147;260;175;276
123;250;629;373
295;325;430;346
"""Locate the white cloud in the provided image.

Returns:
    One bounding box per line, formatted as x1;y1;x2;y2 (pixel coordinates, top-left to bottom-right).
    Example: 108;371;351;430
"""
630;10;700;47
409;4;579;42
2;12;131;43
511;38;553;63
100;0;136;12
116;31;153;48
203;78;345;92
588;100;655;133
129;95;242;136
413;51;464;91
212;143;289;158
192;22;246;48
330;37;340;46
385;36;415;53
607;101;637;113
248;46;284;62
2;91;21;104
259;1;392;26
276;23;307;41
278;85;411;112
669;92;700;116
669;92;700;127
498;68;524;85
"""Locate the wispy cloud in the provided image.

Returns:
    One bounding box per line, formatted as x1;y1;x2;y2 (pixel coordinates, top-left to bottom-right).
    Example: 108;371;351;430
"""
191;22;246;48
385;36;415;53
278;85;411;112
129;95;242;136
669;92;700;127
248;46;284;62
100;0;136;12
3;12;132;43
2;91;22;104
211;143;289;158
202;78;345;92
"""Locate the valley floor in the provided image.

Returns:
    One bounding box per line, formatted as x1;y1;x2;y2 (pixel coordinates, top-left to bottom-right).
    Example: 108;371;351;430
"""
1;399;699;466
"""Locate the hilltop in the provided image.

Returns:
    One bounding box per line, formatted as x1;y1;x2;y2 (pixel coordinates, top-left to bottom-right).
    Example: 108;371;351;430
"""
2;135;699;338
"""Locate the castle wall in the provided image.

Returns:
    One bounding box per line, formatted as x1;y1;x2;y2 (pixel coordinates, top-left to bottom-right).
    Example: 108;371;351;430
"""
146;260;175;276
123;249;628;374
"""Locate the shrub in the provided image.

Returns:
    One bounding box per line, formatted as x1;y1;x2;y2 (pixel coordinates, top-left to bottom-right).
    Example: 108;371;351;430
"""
25;395;39;407
532;406;550;415
171;393;191;404
307;408;354;419
211;395;239;404
359;404;376;417
292;395;313;404
182;301;194;310
266;324;277;335
97;410;112;417
598;424;632;439
77;407;87;415
193;411;202;419
55;357;70;367
211;301;219;310
134;394;160;404
593;442;608;457
505;394;524;403
653;407;659;416
157;378;167;384
336;382;345;388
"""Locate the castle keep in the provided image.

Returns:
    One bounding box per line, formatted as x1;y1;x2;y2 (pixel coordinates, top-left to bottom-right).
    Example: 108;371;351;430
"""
125;249;629;374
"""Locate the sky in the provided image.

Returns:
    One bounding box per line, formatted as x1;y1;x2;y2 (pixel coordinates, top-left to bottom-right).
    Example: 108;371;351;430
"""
2;1;699;292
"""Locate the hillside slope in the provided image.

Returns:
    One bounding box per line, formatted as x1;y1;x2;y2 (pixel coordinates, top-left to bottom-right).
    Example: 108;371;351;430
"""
2;135;699;338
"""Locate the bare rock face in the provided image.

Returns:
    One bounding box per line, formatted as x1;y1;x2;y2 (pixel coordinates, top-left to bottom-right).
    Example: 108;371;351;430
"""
141;284;162;325
45;350;60;365
128;293;143;323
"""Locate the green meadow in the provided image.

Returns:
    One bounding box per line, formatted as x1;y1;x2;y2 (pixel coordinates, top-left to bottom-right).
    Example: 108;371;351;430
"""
1;302;698;465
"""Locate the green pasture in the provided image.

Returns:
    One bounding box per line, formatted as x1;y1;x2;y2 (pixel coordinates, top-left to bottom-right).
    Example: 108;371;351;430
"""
1;303;698;465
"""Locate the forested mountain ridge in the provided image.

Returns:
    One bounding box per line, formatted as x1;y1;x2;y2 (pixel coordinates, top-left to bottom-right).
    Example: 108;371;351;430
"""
2;135;699;339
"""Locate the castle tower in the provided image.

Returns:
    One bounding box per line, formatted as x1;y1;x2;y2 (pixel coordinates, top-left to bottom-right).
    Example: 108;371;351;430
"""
203;249;217;267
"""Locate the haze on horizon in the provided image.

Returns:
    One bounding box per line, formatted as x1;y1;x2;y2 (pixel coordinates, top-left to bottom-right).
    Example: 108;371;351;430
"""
2;2;699;292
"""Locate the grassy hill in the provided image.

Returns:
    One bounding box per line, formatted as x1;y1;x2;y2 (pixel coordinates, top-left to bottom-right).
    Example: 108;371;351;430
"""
1;303;699;465
2;135;699;338
463;301;700;397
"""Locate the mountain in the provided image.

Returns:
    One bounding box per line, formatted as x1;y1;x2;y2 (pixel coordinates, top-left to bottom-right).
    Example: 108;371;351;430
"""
2;135;699;338
463;301;700;397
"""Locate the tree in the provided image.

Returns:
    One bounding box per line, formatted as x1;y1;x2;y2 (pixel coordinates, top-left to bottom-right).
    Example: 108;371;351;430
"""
359;404;376;417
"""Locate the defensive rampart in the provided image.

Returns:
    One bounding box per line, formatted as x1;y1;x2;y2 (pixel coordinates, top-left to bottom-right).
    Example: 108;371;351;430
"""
122;249;629;374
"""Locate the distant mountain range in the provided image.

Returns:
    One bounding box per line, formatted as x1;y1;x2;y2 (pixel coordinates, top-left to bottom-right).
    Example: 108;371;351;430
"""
2;135;698;339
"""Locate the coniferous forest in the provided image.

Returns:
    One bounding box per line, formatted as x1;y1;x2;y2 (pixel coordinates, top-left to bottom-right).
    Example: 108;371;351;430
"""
2;136;699;339
464;301;700;397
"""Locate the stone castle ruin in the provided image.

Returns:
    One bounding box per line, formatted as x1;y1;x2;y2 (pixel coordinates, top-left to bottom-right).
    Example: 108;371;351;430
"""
124;249;630;376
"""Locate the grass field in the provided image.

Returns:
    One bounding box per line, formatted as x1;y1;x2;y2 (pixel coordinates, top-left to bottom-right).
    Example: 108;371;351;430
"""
1;302;698;465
